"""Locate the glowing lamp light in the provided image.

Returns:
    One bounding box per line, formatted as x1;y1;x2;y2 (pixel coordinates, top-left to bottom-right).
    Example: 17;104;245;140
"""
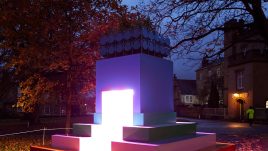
233;93;239;98
83;89;134;151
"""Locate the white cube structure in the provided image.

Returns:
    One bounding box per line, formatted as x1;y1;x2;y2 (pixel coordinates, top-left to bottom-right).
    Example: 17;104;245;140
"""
95;54;176;125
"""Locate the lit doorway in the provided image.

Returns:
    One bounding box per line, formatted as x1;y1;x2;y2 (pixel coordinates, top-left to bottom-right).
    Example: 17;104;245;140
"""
237;99;245;120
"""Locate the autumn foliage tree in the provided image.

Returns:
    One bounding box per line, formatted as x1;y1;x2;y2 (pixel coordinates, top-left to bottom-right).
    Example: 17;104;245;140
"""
208;81;219;108
139;0;268;58
0;0;154;133
0;0;128;133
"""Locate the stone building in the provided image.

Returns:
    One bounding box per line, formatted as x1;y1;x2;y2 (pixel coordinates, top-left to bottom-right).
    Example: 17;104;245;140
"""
174;78;199;106
224;19;268;119
196;57;224;106
196;19;268;119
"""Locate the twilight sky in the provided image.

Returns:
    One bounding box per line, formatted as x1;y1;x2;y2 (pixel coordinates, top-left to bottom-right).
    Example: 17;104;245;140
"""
122;0;197;80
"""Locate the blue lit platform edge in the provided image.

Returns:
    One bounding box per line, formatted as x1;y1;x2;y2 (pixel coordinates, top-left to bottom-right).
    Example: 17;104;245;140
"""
72;123;91;137
123;122;197;142
93;112;177;125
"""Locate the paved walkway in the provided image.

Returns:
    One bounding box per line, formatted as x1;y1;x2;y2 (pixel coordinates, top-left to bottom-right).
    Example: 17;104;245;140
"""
178;117;268;151
179;117;268;135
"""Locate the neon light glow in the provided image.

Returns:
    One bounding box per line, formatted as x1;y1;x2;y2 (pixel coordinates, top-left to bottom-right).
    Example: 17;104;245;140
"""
81;89;134;151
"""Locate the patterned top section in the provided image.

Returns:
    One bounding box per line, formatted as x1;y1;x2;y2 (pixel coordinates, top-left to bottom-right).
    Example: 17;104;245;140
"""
100;28;171;58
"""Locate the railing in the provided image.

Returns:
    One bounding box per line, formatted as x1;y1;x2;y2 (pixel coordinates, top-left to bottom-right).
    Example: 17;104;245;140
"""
202;108;227;119
0;127;72;146
177;107;228;119
254;108;268;120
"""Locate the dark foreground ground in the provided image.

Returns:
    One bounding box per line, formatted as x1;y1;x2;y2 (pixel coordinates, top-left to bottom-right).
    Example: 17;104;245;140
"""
0;117;267;151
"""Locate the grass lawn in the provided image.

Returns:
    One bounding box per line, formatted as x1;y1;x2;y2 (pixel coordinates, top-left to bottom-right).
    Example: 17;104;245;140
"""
0;116;91;151
0;134;51;151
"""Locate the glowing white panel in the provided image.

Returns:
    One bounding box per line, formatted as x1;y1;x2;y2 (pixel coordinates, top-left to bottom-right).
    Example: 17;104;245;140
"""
79;89;134;151
85;89;134;151
102;89;134;127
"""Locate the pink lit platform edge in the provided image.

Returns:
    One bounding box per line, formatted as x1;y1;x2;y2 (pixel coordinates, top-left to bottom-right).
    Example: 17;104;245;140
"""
111;132;217;151
29;132;236;151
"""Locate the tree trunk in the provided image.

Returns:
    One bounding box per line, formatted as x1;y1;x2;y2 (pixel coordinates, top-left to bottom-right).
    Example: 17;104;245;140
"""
33;105;40;124
65;71;72;135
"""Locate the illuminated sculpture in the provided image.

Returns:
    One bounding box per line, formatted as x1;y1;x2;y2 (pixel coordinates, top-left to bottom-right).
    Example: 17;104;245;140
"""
49;28;233;151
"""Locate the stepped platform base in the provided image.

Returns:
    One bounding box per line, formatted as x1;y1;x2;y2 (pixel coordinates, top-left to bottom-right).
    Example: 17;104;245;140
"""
123;122;196;142
113;132;216;151
31;132;235;151
51;135;92;151
31;142;235;151
199;142;236;151
30;145;73;151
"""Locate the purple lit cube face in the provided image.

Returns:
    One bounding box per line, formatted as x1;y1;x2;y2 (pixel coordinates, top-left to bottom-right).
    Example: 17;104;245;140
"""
96;54;141;113
102;89;134;127
96;54;173;114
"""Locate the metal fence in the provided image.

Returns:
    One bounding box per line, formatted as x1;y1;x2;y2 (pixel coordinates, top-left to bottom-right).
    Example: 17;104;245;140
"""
202;108;227;119
254;108;268;120
178;107;268;120
0;127;72;147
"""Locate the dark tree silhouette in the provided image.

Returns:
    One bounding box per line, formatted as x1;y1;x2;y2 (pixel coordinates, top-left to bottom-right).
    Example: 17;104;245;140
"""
208;81;219;108
139;0;268;58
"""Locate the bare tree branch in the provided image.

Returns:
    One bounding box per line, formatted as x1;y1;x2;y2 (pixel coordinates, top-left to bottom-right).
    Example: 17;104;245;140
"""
139;0;268;59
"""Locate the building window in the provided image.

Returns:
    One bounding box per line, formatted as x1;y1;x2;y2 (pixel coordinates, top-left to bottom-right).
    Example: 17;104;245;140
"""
242;48;247;56
216;68;221;77
208;70;212;77
44;105;50;115
189;96;193;103
185;96;189;102
236;70;244;90
185;95;193;103
199;73;203;80
266;101;268;109
232;46;236;56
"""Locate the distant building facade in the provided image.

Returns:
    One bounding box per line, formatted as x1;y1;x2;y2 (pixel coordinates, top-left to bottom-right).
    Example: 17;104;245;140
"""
174;78;199;106
224;19;268;119
196;19;268;119
196;58;224;106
